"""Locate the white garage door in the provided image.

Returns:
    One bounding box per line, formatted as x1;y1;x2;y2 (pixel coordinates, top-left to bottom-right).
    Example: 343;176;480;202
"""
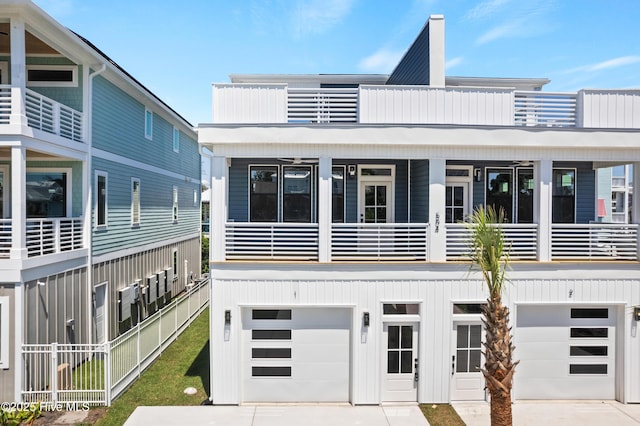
242;307;351;402
516;305;616;399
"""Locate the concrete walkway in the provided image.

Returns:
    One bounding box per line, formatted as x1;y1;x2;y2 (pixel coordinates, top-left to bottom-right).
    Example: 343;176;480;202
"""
124;404;429;426
453;400;640;425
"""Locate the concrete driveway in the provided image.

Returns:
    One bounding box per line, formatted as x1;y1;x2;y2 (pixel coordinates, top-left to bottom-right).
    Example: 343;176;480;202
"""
453;400;640;426
124;404;429;426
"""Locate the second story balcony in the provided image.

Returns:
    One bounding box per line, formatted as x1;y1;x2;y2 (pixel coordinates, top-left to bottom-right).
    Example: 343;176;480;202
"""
212;83;640;129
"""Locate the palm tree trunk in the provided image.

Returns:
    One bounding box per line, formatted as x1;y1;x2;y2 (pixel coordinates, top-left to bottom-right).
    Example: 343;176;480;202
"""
482;293;518;426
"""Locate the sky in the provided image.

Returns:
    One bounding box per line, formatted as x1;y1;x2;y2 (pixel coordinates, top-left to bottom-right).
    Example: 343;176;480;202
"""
33;0;640;128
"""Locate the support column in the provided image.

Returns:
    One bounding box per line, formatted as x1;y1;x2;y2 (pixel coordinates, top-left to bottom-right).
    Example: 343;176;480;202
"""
317;157;332;262
428;159;446;262
535;159;553;262
11;146;27;259
211;156;228;262
632;163;640;260
9;17;28;128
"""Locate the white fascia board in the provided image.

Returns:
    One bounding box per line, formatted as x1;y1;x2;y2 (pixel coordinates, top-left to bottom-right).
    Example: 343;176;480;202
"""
228;74;389;85
198;125;640;162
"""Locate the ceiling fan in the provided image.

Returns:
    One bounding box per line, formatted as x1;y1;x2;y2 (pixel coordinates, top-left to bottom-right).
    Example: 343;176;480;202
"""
278;158;319;164
512;160;534;167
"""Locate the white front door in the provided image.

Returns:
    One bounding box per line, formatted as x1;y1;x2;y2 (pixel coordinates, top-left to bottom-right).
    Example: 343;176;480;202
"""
382;323;418;402
445;182;471;223
360;181;392;223
451;322;485;401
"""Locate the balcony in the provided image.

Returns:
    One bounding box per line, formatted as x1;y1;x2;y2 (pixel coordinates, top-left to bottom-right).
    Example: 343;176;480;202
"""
0;217;84;259
0;85;84;143
212;84;640;129
221;221;637;262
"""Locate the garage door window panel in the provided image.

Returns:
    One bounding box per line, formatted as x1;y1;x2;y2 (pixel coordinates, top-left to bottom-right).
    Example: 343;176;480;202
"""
569;364;607;375
570;346;608;357
252;329;292;340
252;348;292;359
252;366;292;377
252;309;292;320
570;328;608;338
571;308;608;319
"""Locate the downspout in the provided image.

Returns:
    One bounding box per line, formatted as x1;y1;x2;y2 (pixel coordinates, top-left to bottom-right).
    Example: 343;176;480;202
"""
86;63;107;345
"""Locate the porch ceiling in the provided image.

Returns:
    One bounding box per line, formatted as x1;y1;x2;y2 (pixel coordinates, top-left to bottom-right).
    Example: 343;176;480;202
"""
0;147;72;161
0;24;60;55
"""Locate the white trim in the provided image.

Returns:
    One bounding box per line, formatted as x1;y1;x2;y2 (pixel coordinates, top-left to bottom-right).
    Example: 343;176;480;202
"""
144;108;153;140
445;165;473;223
0;296;9;369
26;167;72;218
94;170;108;229
92;147;199;184
93;281;108;344
26;64;78;87
131;177;141;227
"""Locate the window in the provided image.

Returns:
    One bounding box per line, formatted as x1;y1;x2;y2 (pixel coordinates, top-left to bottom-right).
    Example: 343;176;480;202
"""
252;348;291;358
0;296;8;368
456;324;482;373
486;168;513;222
252;329;292;340
131;178;140;226
252;309;292;320
387;325;413;374
96;172;107;227
453;303;484;314
283;166;311;222
332;167;345;223
516;168;534;224
27;65;77;87
383;304;419;315
569;364;607;375
570;346;608;356
144;108;153;140
172;186;178;223
252;366;291;377
570;328;608;338
27;169;70;218
250;166;278;222
552;169;576;223
172;249;178;277
571;308;608;319
173;127;180;153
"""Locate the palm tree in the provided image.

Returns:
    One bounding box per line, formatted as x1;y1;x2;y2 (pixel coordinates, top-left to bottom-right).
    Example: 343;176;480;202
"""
467;205;518;426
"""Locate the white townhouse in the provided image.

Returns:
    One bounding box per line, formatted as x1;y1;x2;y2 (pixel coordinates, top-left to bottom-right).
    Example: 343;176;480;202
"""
199;15;640;405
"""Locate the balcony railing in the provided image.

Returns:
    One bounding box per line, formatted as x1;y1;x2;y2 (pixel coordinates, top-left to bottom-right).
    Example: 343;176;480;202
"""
0;219;11;258
213;84;640;128
551;224;638;260
514;91;577;127
26;218;84;257
288;88;358;123
25;88;83;142
225;222;319;260
0;85;84;142
331;223;428;261
446;223;539;261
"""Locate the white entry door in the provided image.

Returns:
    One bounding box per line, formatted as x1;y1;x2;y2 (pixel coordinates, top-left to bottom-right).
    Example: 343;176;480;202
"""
94;282;107;344
445;182;471;223
359;181;393;223
382;323;418;402
451;322;485;401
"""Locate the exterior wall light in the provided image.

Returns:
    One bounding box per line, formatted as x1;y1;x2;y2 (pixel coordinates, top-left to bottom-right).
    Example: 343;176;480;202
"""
224;310;231;325
363;312;370;327
634;307;640;321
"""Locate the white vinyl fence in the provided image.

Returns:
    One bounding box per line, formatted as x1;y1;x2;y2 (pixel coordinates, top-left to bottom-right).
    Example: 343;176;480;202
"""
22;278;209;406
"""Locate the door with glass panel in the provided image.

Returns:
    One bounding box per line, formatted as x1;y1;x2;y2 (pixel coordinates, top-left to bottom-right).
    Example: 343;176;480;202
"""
451;322;485;400
382;323;419;401
359;182;392;223
445;183;470;223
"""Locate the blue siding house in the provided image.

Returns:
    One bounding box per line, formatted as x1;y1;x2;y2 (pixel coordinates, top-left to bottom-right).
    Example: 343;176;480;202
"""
0;0;200;402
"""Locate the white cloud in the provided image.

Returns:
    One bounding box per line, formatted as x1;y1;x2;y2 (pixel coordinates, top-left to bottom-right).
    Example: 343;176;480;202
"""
445;56;464;70
358;48;404;73
475;20;522;45
464;0;512;21
292;0;357;37
561;56;640;74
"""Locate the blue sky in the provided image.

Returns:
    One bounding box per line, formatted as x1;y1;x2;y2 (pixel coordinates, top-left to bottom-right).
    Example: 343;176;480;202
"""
34;0;640;127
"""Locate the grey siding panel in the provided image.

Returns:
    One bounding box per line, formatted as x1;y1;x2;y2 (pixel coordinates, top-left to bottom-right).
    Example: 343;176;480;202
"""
229;158;250;222
387;22;430;85
91;157;200;257
92;76;200;180
410;160;429;222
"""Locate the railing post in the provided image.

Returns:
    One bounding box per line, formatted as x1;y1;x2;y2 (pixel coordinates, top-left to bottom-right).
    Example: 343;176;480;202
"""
136;323;141;378
53;102;60;136
51;343;58;403
104;341;111;406
54;219;61;253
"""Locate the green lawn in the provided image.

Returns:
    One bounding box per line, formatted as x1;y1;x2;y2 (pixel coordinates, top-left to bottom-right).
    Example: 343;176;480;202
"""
94;308;210;426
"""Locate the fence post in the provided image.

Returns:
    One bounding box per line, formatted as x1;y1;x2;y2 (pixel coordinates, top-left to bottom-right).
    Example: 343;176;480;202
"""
137;322;141;378
158;306;162;352
50;343;58;403
104;342;111;406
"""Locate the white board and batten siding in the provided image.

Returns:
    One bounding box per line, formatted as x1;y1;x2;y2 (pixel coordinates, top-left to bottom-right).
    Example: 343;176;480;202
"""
578;89;640;128
359;85;514;126
210;273;640;404
212;84;287;123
